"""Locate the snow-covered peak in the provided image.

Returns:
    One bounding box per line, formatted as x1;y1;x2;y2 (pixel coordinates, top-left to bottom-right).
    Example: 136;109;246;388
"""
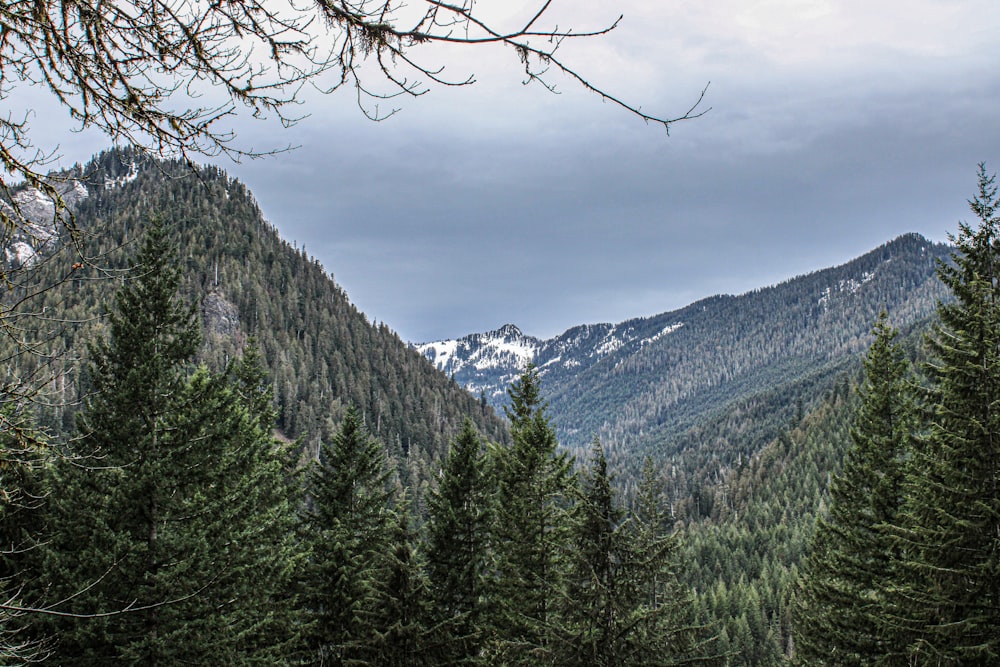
416;324;541;376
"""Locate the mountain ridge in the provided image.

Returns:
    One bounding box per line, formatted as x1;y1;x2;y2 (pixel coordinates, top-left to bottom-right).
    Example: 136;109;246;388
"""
417;232;952;464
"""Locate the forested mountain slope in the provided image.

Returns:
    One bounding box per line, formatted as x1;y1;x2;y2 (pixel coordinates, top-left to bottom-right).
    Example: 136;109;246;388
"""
7;149;507;491
680;311;933;664
420;234;951;486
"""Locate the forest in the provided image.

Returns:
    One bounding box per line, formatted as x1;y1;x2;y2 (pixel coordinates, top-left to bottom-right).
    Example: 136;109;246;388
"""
1;153;999;665
1;220;718;665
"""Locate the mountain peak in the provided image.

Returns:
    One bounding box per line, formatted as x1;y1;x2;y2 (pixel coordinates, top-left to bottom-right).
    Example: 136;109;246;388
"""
491;323;524;339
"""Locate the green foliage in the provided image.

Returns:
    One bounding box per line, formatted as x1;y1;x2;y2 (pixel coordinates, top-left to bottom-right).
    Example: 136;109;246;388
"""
30;223;301;663
557;439;627;666
683;381;862;665
794;313;915;664
425;419;491;664
537;234;949;483
887;164;1000;664
555;446;719;666
367;508;441;667
9;148;509;499
300;405;395;664
0;411;49;664
490;364;576;664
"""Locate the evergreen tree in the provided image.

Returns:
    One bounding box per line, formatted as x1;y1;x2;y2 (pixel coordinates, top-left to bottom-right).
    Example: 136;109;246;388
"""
367;505;440;667
301;404;394;665
0;411;49;665
425;418;490;664
889;164;1000;664
794;313;915;665
32;223;300;664
555;439;632;666
208;346;305;658
630;458;718;666
489;364;575;664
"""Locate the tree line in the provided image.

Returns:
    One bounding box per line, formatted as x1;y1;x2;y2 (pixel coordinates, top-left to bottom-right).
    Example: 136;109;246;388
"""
0;221;719;665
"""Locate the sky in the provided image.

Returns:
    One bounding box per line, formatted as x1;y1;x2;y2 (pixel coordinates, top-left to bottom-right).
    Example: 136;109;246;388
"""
29;0;1000;343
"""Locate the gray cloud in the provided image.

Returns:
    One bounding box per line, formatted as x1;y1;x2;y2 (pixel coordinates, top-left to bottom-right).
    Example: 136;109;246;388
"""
32;1;1000;342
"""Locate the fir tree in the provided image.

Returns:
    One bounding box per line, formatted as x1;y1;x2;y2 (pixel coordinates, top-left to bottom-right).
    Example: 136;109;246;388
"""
794;313;915;665
32;223;300;664
425;418;490;664
208;346;305;659
367;506;440;667
629;458;718;666
0;411;49;664
889;164;1000;664
555;438;631;666
301;404;394;665
489;364;575;664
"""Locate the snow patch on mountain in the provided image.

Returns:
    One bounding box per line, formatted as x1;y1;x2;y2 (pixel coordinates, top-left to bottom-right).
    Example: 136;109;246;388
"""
818;270;877;310
642;322;684;346
594;334;624;357
103;161;141;189
415;324;540;378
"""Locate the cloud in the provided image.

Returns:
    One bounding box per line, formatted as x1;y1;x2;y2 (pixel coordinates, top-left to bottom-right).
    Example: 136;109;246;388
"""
19;0;1000;343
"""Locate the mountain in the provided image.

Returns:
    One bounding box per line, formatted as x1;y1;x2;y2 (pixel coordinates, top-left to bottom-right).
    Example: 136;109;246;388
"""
3;149;508;491
416;319;685;402
418;233;952;475
1;178;89;267
417;235;953;663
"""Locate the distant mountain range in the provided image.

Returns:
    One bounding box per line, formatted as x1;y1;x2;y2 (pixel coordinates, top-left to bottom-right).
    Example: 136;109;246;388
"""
417;233;952;466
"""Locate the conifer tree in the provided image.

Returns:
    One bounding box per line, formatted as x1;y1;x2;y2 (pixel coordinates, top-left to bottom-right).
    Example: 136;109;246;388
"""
367;506;440;667
629;458;718;666
889;164;1000;664
425;418;490;664
794;313;915;665
301;405;395;664
208;346;305;658
489;364;575;664
0;412;49;664
32;223;300;664
555;439;632;666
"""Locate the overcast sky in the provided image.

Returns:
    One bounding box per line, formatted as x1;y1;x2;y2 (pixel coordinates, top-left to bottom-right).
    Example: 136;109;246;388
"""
38;0;1000;342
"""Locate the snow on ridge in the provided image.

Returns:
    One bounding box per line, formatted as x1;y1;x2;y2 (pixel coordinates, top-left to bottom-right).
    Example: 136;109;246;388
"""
594;334;624;357
818;269;877;310
470;334;537;371
415;324;539;376
104;162;140;190
642;322;684;347
418;339;460;370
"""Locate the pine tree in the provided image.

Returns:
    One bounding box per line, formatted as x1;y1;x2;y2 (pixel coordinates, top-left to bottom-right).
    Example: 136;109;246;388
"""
0;411;49;664
489;364;575;664
888;164;1000;664
367;506;440;667
794;313;915;665
32;223;300;664
425;418;490;664
301;404;395;664
555;438;631;666
207;346;305;659
629;457;718;666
